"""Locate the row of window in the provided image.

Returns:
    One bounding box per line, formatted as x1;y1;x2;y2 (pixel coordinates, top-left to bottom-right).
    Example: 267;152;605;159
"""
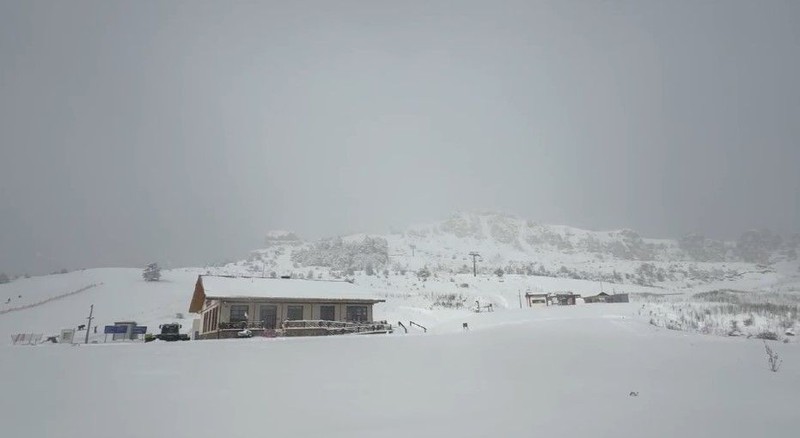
228;304;369;324
202;306;219;332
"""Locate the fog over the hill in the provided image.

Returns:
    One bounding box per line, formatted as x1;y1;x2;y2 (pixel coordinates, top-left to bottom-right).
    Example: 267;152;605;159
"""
1;1;799;274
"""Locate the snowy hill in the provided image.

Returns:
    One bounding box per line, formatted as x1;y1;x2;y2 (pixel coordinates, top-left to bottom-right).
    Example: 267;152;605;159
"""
0;268;201;339
226;212;800;291
0;266;660;340
1;216;798;438
2;212;797;342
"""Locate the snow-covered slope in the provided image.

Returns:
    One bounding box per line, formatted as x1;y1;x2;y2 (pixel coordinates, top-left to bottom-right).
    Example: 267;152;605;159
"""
1;216;798;438
0;266;661;339
227;212;800;292
2;212;797;341
2;305;798;438
0;268;201;339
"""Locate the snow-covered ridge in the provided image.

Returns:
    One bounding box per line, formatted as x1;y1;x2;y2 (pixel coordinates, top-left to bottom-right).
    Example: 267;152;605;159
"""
245;212;799;290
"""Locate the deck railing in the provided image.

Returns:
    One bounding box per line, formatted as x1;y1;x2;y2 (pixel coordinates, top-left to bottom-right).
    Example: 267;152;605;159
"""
282;319;393;334
217;319;392;334
218;321;273;330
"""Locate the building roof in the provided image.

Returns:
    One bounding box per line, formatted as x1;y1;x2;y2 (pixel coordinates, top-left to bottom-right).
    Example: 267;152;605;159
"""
189;275;384;312
553;292;581;297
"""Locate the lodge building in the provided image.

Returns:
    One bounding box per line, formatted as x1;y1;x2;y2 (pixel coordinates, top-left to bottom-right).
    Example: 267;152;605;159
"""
189;275;386;339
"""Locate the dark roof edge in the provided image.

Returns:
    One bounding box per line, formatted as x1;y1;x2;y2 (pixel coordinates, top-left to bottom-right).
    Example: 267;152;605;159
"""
204;296;386;304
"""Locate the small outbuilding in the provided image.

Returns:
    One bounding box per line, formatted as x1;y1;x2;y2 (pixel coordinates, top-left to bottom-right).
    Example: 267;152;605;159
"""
112;321;138;341
552;293;580;306
524;292;582;307
525;293;549;307
584;292;629;303
583;292;610;304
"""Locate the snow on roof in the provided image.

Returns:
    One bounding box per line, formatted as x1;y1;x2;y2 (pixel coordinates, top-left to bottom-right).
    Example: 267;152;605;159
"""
200;275;384;302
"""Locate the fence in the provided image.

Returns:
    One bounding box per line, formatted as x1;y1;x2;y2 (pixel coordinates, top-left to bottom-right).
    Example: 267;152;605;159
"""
1;284;100;316
11;333;43;345
282;320;393;334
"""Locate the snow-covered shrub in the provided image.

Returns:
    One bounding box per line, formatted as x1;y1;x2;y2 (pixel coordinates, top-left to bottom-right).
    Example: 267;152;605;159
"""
432;293;468;309
641;291;800;341
764;342;782;372
736;229;782;264
416;267;431;281
756;331;779;341
142;263;161;282
440;214;482;238
291;236;389;272
678;234;729;262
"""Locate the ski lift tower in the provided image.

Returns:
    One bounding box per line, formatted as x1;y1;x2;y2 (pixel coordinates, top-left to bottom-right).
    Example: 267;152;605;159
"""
468;251;482;277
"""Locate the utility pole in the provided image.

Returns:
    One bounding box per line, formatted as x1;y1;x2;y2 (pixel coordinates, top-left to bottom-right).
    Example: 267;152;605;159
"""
84;304;94;344
468;251;481;277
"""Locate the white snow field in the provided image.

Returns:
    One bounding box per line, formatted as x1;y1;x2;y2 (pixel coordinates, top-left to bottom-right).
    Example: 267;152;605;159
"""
1;267;799;437
0;267;662;340
1;305;798;438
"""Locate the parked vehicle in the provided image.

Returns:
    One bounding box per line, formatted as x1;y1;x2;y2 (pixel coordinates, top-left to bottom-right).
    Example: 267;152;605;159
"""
154;323;190;341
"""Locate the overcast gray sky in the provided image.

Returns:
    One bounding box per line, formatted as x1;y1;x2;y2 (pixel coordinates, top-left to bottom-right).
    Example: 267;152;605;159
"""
1;0;798;274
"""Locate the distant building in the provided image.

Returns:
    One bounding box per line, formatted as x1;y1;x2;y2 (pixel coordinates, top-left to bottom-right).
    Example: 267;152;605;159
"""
188;275;388;339
525;293;549;307
112;321;138;341
552;292;580;306
583;292;610;304
524;292;581;306
584;292;629;304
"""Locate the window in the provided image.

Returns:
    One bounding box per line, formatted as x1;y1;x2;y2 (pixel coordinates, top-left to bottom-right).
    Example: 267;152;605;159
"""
287;305;304;320
230;304;249;323
346;305;368;322
320;305;335;321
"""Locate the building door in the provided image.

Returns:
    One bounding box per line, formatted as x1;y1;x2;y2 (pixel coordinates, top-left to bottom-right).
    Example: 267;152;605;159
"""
319;305;335;321
259;305;277;329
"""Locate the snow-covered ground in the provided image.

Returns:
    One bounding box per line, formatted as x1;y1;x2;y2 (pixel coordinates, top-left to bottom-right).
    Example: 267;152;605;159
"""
0;268;201;339
0;267;663;340
2;304;798;438
1;222;799;438
2;264;798;341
